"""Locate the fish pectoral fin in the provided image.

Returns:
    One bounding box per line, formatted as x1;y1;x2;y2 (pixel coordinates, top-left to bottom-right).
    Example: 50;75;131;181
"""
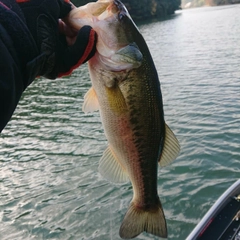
82;87;100;113
159;123;180;167
105;85;128;114
98;146;129;184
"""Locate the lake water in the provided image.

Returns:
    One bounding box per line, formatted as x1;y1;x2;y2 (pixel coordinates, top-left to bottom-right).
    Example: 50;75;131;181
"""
0;5;240;240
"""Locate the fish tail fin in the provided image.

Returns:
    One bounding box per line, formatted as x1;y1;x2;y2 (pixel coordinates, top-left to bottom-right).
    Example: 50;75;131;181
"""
119;199;167;239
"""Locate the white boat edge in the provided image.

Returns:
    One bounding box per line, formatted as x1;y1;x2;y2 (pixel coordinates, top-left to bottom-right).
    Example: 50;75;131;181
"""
186;179;240;240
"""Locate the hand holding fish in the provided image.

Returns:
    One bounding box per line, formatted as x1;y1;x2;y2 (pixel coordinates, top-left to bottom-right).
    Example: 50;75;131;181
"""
16;0;97;79
0;0;97;132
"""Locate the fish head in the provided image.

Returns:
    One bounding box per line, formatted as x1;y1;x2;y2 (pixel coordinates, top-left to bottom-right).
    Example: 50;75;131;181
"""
68;0;143;71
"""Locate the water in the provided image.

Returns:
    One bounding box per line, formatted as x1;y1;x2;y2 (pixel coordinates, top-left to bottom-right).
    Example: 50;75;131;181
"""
1;5;240;240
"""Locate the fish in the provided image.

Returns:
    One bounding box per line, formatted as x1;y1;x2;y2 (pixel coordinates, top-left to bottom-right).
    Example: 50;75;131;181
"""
68;0;180;238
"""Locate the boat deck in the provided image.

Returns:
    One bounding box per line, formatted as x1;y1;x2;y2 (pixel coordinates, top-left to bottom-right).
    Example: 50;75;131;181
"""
187;179;240;240
198;195;240;240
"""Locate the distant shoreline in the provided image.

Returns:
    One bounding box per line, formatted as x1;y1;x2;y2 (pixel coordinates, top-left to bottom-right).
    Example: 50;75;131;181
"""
182;0;240;9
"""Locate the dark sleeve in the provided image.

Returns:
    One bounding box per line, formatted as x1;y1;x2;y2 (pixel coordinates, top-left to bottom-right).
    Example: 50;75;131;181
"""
0;1;39;132
0;36;24;132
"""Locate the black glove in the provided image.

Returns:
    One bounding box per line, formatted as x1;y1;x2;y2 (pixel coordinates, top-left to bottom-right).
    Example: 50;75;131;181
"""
17;0;97;80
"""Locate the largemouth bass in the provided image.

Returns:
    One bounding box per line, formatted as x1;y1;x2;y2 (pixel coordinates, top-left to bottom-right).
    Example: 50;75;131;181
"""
68;0;180;238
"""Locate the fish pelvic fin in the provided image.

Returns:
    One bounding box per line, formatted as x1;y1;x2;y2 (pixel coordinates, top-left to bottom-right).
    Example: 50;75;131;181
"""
159;123;180;167
119;200;167;239
99;146;129;183
82;87;100;113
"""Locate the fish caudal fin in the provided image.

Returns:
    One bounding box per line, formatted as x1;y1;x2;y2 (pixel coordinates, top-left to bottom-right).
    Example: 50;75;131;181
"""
119;201;167;239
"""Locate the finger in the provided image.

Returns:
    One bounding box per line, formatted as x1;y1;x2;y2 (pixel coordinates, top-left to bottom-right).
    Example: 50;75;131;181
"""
58;19;77;38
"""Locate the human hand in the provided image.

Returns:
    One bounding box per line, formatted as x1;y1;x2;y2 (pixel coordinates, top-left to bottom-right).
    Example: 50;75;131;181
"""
17;0;97;79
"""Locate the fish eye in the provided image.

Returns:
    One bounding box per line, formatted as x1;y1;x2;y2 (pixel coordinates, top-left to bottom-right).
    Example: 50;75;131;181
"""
118;13;125;21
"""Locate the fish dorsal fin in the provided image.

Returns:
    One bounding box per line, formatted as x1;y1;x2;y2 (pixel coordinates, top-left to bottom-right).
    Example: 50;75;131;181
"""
99;146;129;183
82;87;100;113
159;123;180;167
